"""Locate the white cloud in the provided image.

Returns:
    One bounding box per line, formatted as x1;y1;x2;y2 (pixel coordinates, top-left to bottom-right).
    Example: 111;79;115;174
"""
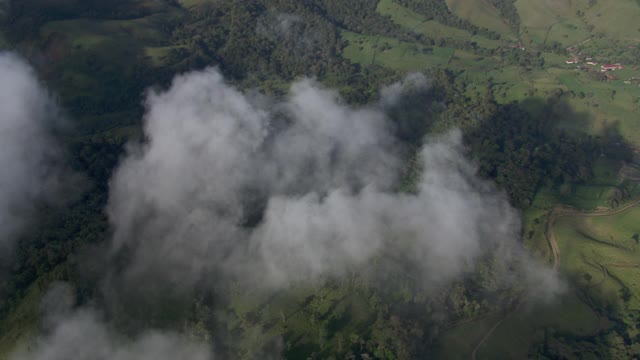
107;68;560;295
10;282;212;360
0;52;67;253
10;309;212;360
380;72;430;109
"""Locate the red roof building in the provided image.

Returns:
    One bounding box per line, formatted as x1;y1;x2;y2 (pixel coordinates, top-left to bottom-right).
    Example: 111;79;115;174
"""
601;64;623;70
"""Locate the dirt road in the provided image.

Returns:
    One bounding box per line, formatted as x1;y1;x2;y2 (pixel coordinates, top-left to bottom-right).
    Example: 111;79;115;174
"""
470;198;640;360
546;198;640;271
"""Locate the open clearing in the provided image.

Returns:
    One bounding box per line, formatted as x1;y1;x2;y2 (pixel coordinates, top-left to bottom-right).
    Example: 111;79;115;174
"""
463;197;640;359
377;0;501;49
445;0;514;38
348;0;640;146
475;293;601;360
432;314;504;360
435;291;602;360
342;31;454;71
515;0;640;46
551;200;640;339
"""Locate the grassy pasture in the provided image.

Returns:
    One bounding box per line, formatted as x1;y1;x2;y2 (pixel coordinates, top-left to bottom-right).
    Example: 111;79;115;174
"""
508;61;640;146
435;292;602;360
516;0;640;47
376;0;501;49
549;19;591;46
581;0;640;40
560;185;621;210
485;47;640;146
441;166;637;359
432;314;504;359
0;264;75;360
515;0;589;46
554;205;640;336
552;159;625;211
588;207;640;252
476;293;600;360
445;0;514;38
565;160;624;206
479;199;640;359
40;15;167;50
448;51;498;78
227;284;380;359
523;159;626;261
564;81;640;145
341;31;454;71
357;0;640;148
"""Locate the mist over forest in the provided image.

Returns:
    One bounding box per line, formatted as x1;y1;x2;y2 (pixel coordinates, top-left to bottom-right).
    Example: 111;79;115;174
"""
1;0;640;359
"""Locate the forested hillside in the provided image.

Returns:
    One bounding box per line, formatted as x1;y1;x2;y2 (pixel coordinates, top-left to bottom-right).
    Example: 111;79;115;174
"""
1;0;640;359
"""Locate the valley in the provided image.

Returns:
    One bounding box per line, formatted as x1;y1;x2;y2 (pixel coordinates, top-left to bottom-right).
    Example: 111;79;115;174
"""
1;0;640;359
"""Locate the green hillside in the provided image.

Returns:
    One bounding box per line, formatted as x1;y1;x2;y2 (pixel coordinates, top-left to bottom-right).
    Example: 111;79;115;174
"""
1;0;640;359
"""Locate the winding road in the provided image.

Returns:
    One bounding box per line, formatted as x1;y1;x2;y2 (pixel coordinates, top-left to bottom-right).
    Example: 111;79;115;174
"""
470;197;640;360
546;198;640;271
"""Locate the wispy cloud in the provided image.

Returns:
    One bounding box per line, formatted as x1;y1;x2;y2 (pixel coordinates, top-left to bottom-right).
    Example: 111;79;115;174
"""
0;52;70;255
11;284;212;360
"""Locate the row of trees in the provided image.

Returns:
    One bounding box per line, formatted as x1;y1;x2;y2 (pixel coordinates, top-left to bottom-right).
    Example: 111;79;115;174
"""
486;0;520;30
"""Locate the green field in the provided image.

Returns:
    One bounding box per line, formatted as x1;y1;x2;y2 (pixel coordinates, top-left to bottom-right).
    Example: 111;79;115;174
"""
445;0;514;38
469;197;640;359
433;291;603;360
40;15;168;49
554;159;633;211
342;0;640;146
582;0;640;40
515;0;640;46
342;31;454;71
476;294;601;360
515;0;591;46
0;265;73;360
555;205;640;336
432;314;504;359
377;0;501;49
524;159;632;255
